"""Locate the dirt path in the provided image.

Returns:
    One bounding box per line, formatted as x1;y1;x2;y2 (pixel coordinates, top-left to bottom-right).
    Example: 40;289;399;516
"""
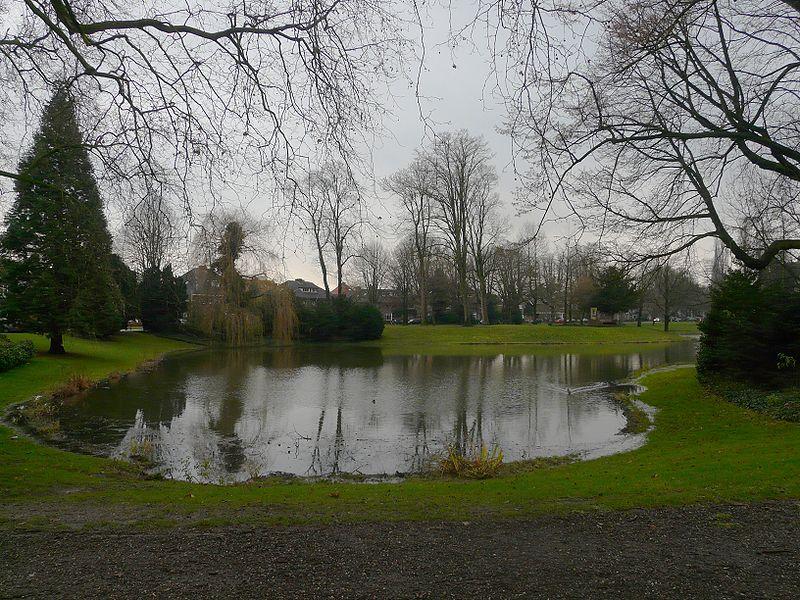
2;502;799;599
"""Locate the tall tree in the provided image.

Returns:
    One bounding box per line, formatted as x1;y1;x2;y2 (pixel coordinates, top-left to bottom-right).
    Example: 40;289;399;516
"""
122;188;176;274
467;187;500;324
295;171;333;298
354;240;390;305
389;238;416;325
384;158;436;324
110;253;139;326
648;262;705;332
0;88;122;353
425;131;494;325
320;162;361;296
140;264;186;333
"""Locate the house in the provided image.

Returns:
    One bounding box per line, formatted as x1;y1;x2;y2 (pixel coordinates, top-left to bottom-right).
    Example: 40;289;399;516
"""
331;282;353;297
283;278;328;304
182;265;217;302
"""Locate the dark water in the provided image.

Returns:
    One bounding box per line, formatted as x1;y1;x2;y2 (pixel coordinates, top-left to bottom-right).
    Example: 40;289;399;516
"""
51;342;695;483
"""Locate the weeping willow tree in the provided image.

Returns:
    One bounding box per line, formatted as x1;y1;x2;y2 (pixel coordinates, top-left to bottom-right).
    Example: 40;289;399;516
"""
251;279;298;343
188;219;297;345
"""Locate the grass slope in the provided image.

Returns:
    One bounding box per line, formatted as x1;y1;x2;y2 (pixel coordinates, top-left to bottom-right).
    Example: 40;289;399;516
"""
1;330;798;530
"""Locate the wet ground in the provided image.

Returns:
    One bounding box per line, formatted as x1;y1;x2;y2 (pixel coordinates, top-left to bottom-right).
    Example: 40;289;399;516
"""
2;501;798;599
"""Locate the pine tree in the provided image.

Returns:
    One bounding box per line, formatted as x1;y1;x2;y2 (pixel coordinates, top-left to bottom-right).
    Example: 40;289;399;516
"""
110;254;140;326
140;264;186;332
0;88;122;353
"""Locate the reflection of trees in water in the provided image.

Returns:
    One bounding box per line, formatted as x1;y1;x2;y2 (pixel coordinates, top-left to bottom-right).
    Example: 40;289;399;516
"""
308;407;326;476
209;363;247;474
304;366;348;476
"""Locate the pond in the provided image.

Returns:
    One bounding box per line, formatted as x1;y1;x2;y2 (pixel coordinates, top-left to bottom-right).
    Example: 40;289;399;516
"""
48;341;695;483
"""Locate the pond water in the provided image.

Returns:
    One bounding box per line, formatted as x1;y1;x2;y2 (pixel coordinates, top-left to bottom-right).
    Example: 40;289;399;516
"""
49;341;695;483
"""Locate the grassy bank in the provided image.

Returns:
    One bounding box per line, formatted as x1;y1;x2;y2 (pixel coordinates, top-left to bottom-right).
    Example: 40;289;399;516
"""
1;331;798;530
364;323;690;356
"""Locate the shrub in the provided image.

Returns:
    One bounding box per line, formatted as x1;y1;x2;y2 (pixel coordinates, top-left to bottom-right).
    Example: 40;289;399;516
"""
0;335;35;372
433;311;464;325
297;297;384;341
705;380;800;422
697;271;800;385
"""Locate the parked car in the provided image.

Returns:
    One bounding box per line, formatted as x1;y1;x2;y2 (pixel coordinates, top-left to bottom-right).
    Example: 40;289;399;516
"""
407;318;422;324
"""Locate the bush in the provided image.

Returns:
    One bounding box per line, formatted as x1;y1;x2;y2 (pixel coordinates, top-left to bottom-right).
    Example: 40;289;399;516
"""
0;335;35;372
698;270;800;421
697;271;800;385
297;297;384;341
434;311;465;325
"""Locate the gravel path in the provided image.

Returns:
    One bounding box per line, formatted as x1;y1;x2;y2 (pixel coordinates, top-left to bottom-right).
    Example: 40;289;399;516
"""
2;502;799;599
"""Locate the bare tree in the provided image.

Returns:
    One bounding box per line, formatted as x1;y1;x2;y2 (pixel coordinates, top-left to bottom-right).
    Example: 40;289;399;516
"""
492;243;526;322
322;164;362;295
121;186;176;274
383;157;435;323
1;1;409;208
424;131;494;325
294;172;332;298
389;237;416;324
354;239;390;305
648;261;702;331
465;0;800;269
467;187;501;324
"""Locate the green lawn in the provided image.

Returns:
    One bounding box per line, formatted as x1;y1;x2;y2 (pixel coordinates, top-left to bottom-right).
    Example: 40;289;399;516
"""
623;320;700;334
364;323;691;356
1;330;798;530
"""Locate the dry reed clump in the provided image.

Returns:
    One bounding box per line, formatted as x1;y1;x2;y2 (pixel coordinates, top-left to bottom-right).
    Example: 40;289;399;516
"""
439;444;504;479
50;374;93;400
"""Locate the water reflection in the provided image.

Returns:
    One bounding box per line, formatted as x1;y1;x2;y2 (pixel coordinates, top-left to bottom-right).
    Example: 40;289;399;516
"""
54;342;696;483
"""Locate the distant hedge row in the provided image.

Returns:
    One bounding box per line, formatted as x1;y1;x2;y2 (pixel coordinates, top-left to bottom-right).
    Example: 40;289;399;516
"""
296;297;384;341
0;336;35;373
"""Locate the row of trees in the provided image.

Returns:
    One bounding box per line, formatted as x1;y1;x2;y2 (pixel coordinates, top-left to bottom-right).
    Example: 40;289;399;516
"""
302;130;706;329
347;229;707;330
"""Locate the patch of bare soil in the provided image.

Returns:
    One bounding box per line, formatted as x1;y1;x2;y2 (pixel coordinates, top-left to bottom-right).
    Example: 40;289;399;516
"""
1;502;799;599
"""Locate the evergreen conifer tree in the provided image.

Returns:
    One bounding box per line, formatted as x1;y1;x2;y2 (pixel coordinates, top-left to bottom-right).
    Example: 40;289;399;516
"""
0;88;122;353
140;264;186;332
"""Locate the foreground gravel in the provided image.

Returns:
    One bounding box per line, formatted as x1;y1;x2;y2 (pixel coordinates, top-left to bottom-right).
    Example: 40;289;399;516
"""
2;502;799;599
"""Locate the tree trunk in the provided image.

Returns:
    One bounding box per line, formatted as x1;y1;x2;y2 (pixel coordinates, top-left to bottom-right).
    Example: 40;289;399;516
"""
460;275;470;326
420;286;428;325
49;331;65;354
479;277;489;324
336;253;344;298
315;237;330;299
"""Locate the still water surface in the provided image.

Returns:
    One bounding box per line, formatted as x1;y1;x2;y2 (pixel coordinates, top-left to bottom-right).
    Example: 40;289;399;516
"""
53;342;695;483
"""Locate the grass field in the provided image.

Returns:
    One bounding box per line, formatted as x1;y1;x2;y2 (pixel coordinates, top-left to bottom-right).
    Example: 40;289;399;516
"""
363;322;694;356
2;328;797;531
